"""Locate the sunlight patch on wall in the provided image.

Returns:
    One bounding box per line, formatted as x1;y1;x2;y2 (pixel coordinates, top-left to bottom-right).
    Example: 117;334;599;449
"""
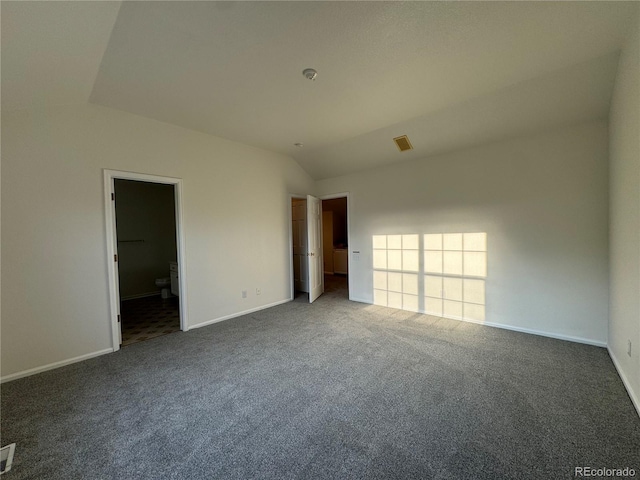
373;235;419;311
424;233;486;322
373;233;487;322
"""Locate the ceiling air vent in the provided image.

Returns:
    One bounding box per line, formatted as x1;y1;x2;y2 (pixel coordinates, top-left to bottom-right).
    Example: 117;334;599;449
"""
393;135;413;152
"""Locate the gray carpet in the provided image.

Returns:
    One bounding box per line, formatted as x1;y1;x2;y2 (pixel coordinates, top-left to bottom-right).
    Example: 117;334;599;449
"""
2;275;639;479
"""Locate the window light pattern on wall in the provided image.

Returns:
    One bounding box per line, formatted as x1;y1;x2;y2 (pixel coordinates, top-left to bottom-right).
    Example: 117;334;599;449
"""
373;235;420;312
373;232;487;323
424;233;486;322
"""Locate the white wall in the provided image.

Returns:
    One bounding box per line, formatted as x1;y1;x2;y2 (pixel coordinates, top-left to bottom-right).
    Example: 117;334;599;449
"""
114;180;177;299
1;103;315;378
609;9;640;413
317;121;609;345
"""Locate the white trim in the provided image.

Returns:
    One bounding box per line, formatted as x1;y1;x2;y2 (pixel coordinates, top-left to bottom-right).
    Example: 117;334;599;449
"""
103;171;122;349
349;297;370;304
355;297;607;347
460;318;607;347
103;169;189;348
0;348;113;383
608;347;640;418
189;298;291;330
318;192;352;301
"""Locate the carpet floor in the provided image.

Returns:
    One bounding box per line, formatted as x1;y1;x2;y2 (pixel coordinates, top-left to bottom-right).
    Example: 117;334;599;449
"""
1;275;639;479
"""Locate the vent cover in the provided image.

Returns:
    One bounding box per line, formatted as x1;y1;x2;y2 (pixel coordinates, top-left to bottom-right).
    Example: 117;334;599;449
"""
393;135;413;152
0;443;16;474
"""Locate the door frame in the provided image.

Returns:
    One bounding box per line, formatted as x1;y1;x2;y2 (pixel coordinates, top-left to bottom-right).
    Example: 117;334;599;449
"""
103;169;189;352
319;192;352;301
288;192;352;302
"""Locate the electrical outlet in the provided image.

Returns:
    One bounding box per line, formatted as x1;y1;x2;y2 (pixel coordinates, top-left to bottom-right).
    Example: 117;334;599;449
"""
256;288;261;296
242;290;247;299
628;340;632;357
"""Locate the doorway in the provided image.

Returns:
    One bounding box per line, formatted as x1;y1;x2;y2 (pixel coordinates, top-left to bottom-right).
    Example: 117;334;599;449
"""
321;195;350;300
104;170;188;351
289;193;351;303
289;194;323;303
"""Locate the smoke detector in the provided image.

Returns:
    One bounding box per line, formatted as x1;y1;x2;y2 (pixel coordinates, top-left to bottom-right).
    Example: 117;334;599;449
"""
302;68;318;81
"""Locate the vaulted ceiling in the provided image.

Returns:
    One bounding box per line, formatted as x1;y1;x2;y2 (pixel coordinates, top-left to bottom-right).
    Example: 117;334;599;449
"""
2;1;637;179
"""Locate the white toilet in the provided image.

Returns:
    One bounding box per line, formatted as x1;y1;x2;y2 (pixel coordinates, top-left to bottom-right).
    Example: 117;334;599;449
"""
156;262;179;299
155;277;171;299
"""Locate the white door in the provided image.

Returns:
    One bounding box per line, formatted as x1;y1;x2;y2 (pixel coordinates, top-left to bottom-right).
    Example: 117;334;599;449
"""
292;199;309;293
307;195;324;303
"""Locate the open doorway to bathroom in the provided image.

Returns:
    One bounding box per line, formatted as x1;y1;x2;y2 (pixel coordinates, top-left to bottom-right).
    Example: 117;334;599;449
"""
104;170;187;351
114;180;180;346
321;195;350;300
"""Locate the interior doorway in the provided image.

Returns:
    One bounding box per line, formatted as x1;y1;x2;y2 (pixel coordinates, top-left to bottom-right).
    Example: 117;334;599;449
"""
321;194;350;300
289;193;351;303
114;179;180;346
104;170;188;351
289;194;324;303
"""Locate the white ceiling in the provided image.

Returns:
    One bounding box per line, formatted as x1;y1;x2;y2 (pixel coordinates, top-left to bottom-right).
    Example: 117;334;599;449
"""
2;1;637;180
1;1;121;112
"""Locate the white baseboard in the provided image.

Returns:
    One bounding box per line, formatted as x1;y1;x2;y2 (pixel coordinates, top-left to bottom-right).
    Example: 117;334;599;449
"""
433;311;606;347
461;318;607;347
348;296;369;304
607;347;640;418
188;298;291;331
351;298;606;347
1;348;114;383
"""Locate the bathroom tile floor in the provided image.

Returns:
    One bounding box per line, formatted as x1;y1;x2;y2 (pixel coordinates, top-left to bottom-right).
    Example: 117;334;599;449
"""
120;295;180;347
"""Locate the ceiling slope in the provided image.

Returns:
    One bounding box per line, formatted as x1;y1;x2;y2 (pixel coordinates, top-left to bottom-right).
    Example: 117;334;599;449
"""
1;1;121;112
2;1;637;179
297;51;620;179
